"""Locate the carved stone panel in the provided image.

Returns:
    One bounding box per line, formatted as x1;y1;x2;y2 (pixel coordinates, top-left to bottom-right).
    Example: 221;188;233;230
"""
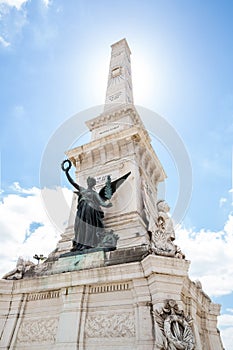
16;317;59;344
85;312;135;338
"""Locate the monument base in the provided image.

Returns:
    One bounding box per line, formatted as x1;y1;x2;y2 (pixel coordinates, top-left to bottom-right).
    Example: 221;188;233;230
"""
0;249;224;350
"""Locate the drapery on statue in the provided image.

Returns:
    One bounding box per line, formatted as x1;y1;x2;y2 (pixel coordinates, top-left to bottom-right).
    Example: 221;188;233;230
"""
61;159;130;252
151;200;185;259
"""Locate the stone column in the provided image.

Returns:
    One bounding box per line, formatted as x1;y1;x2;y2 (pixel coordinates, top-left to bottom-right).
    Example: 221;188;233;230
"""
132;278;153;350
141;255;190;348
56;285;85;350
185;296;202;350
0;288;26;350
207;303;224;350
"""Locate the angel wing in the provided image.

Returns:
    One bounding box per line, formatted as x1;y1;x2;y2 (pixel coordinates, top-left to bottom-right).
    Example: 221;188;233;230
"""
99;172;131;201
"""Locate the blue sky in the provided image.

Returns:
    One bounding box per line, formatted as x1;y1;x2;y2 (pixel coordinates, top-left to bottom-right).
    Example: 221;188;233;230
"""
0;0;233;348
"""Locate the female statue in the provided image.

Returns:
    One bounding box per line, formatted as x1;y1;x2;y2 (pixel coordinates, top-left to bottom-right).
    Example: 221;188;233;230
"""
61;160;112;251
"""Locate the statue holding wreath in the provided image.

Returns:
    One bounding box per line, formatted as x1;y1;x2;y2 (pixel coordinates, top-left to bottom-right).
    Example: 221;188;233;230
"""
61;159;130;252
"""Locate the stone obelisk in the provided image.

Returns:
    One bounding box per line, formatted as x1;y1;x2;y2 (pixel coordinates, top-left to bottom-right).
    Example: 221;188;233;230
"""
104;38;134;112
0;39;224;350
57;38;166;254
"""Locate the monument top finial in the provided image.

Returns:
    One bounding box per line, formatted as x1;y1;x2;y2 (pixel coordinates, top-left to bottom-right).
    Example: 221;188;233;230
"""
111;38;131;55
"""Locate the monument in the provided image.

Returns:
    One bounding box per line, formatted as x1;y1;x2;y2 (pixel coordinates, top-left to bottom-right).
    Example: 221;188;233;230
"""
0;39;224;350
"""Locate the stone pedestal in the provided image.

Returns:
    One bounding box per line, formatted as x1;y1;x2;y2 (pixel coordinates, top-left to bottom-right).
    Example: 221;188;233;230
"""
0;251;224;350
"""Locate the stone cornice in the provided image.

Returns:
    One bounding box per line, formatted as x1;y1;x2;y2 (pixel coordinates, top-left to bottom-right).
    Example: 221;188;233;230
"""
65;126;166;183
85;105;143;131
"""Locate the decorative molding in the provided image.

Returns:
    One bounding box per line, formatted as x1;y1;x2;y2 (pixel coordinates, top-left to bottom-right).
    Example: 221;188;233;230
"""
85;107;141;131
27;290;60;301
17;317;58;343
90;282;130;294
71;137;138;172
85;312;135;338
137;146;163;185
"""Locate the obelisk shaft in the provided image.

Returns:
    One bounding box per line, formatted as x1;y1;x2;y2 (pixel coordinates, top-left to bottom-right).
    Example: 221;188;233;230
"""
104;38;134;112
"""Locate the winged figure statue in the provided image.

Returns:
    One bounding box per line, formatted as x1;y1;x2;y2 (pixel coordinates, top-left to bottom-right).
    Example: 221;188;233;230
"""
61;159;130;251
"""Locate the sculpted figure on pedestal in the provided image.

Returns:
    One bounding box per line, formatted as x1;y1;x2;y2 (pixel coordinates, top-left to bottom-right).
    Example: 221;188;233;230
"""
2;257;35;280
62;159;112;251
62;159;130;252
151;200;185;259
157;200;175;240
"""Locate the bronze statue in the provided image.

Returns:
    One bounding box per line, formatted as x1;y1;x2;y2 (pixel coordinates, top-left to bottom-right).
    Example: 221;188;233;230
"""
61;159;130;251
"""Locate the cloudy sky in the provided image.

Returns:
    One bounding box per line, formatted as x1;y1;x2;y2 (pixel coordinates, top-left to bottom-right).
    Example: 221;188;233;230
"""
0;0;232;348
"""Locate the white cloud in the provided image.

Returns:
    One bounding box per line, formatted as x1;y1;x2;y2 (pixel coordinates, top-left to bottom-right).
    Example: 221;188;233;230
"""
219;197;227;207
0;1;28;48
42;0;51;7
0;35;10;47
226;308;233;313
175;218;233;348
10;181;35;194
0;184;72;277
220;327;233;350
176;214;233;297
218;314;233;350
0;0;28;10
219;314;233;327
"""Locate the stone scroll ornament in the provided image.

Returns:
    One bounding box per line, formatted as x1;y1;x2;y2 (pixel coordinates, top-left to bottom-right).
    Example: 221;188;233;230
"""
61;159;130;252
153;300;195;350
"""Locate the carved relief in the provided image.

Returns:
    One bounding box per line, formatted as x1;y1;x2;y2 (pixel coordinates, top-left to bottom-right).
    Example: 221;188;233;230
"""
153;300;195;350
108;66;125;86
17;317;58;343
111;66;122;78
85;312;135;338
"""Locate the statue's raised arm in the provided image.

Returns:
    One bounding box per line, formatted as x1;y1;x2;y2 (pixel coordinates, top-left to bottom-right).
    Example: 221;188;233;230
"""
61;159;80;191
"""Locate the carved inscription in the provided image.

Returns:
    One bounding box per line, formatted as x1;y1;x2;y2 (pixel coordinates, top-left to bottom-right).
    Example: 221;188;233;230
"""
95;174;113;185
98;124;120;136
108;91;122;101
17;317;58;343
85;312;135;338
113;50;123;57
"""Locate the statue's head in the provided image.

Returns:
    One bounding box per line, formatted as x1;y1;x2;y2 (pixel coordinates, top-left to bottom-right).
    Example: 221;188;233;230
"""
87;176;96;188
157;200;170;213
